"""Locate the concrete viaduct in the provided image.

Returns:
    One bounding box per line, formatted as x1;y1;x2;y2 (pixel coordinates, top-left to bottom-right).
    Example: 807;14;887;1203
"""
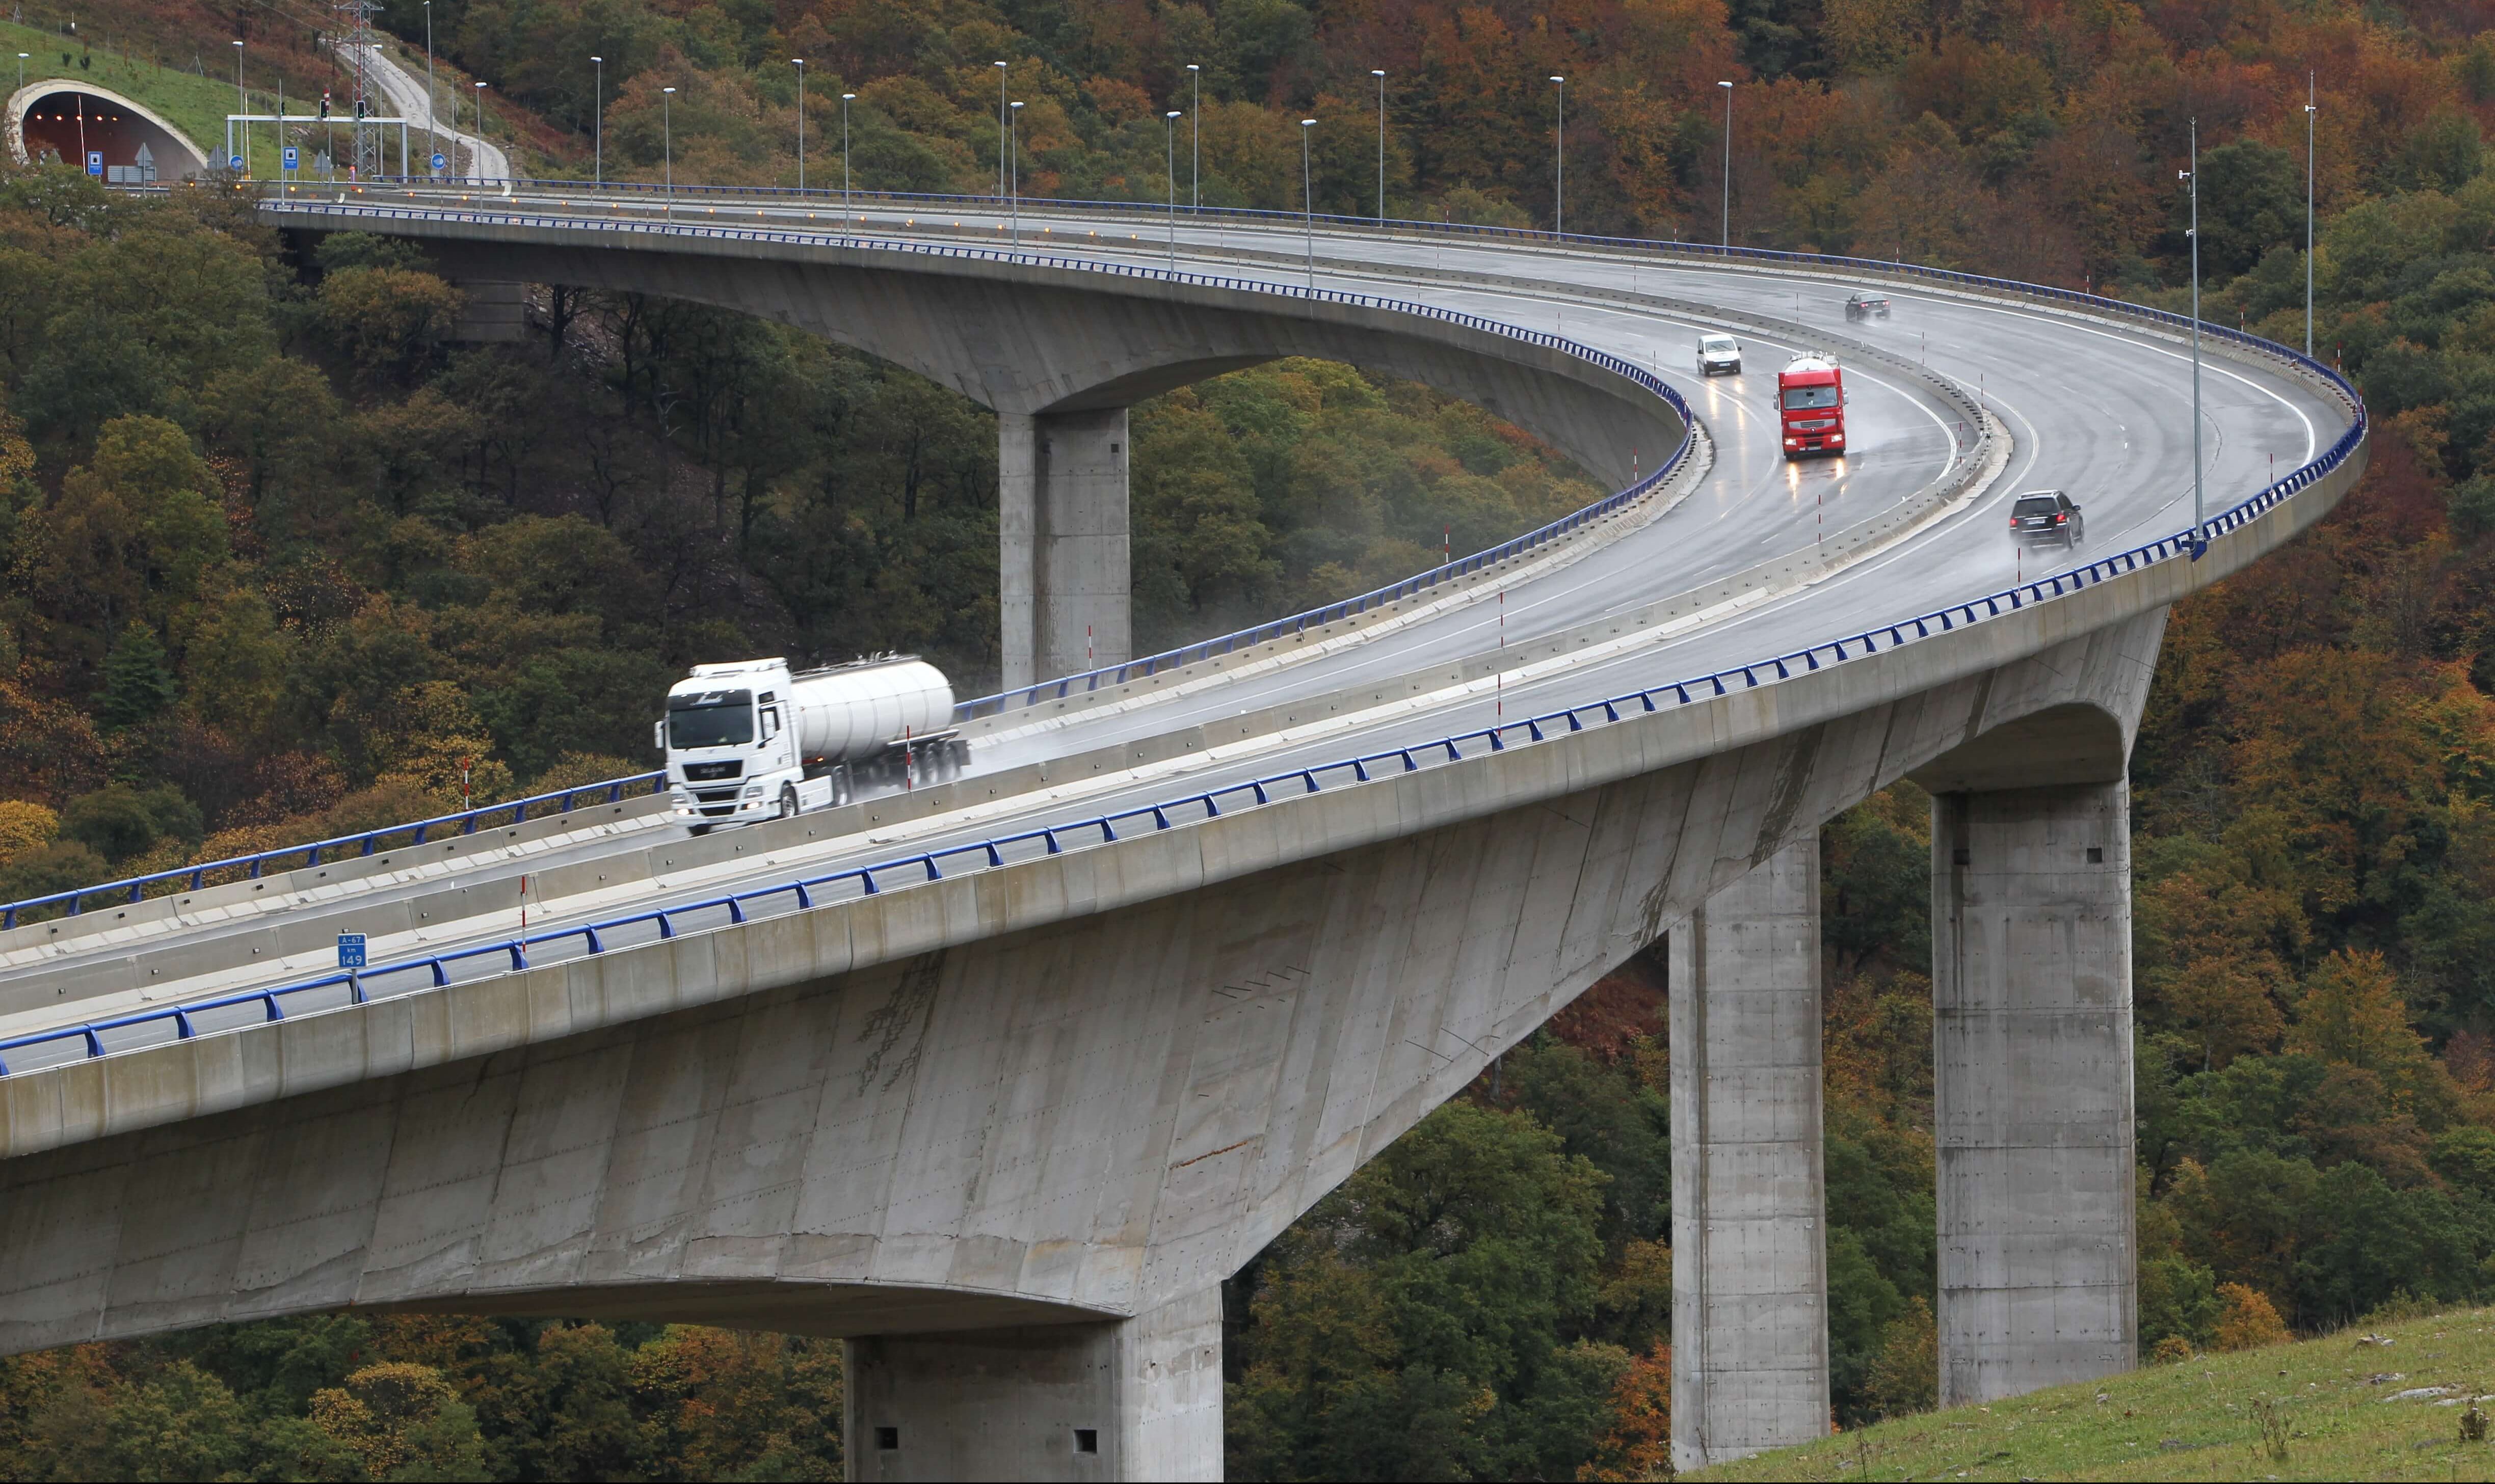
0;188;2365;1479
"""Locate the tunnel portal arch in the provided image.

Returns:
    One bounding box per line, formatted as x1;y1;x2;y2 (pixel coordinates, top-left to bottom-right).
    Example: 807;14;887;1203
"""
7;82;208;181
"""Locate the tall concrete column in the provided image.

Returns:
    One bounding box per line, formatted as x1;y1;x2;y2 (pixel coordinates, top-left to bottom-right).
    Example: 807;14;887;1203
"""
1669;839;1830;1471
844;1290;1220;1482
448;279;528;342
1930;783;2136;1406
1000;408;1132;690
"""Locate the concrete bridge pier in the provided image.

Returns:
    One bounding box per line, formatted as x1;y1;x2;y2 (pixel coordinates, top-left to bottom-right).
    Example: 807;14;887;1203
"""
1929;781;2137;1405
1000;409;1132;690
846;1290;1222;1482
448;279;529;343
1669;839;1832;1470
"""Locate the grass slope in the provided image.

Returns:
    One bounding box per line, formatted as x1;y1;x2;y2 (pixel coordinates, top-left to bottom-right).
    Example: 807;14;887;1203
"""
1692;1308;2495;1482
0;24;248;167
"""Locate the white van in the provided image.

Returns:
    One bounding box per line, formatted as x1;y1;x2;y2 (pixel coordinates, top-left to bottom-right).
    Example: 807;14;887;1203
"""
1697;334;1742;376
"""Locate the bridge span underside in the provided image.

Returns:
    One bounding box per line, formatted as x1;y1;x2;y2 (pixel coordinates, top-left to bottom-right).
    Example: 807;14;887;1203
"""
4;604;2162;1477
0;191;2368;1481
383;228;1681;690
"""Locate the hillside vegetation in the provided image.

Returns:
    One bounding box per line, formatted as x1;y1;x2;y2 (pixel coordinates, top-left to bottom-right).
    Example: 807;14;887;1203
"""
1693;1303;2495;1482
0;0;2491;1480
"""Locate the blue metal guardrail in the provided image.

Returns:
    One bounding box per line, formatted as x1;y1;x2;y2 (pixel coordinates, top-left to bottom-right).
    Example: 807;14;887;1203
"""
1;197;1700;932
0;354;2361;1076
346;174;2312;713
0;193;2360;1069
0;774;667;931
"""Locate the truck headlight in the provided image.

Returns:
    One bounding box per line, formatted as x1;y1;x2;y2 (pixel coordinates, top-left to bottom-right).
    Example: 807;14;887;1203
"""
741;784;764;798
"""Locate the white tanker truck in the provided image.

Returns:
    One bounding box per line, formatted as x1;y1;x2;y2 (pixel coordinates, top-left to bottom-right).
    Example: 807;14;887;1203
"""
656;656;967;832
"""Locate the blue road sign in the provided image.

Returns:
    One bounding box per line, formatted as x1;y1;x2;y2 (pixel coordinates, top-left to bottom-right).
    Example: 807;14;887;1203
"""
432;152;447;171
283;146;299;170
337;933;367;969
85;151;101;177
229;153;244;171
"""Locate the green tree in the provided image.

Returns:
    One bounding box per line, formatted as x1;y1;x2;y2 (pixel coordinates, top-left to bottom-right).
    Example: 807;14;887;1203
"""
318;267;466;388
1228;1100;1614;1481
96;622;177;730
11;415;231;671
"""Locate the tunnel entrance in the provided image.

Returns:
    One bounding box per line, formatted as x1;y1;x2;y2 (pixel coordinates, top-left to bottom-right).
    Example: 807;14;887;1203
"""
8;83;206;181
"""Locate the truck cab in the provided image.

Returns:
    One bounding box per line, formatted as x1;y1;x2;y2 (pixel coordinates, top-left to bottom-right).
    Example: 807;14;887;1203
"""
659;659;821;830
1776;356;1846;460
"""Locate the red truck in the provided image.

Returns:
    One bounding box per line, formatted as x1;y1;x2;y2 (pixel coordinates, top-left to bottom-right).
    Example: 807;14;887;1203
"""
1777;355;1846;460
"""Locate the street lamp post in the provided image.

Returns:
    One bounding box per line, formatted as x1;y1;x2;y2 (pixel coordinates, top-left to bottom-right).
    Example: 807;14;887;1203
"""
842;93;855;213
2304;73;2317;359
1165;110;1182;266
591;56;603;184
1300;117;1317;290
1717;80;1734;248
1371;69;1386;223
15;55;24;99
1009;100;1023;246
423;4;435;173
792;58;805;192
663;86;676;217
993;61;1008;200
233;41;246;174
473;81;488;180
1550;75;1565;235
2183;118;2204;558
1186;63;1201;211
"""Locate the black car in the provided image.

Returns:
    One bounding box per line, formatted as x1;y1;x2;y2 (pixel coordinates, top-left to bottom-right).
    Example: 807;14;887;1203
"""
2010;490;2084;548
1845;291;1892;322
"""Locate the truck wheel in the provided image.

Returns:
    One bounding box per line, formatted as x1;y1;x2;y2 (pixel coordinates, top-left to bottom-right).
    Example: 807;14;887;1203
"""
779;786;799;820
689;823;711;837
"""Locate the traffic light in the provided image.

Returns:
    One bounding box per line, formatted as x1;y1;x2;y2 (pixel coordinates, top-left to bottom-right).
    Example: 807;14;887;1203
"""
319;91;330;120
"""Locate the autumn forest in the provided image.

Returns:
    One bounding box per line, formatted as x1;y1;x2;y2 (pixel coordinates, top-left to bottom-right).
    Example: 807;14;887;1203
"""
0;0;2491;1476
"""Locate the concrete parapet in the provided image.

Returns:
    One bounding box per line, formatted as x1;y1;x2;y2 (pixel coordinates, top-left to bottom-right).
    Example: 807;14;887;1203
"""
1927;782;2137;1405
846;1289;1220;1481
1670;839;1830;1469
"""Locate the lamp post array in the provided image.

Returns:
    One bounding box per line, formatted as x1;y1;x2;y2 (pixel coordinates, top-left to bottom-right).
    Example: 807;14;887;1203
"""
2183;117;2204;558
1300;117;1316;289
538;53;2295;434
1187;63;1201;210
1717;79;1733;247
994;61;1009;200
1550;75;1564;235
2304;73;2317;359
1372;69;1387;223
591;56;603;184
1165;110;1182;265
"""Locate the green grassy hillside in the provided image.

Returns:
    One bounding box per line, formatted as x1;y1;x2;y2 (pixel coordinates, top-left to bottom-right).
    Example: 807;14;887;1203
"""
0;24;243;165
1693;1308;2495;1482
